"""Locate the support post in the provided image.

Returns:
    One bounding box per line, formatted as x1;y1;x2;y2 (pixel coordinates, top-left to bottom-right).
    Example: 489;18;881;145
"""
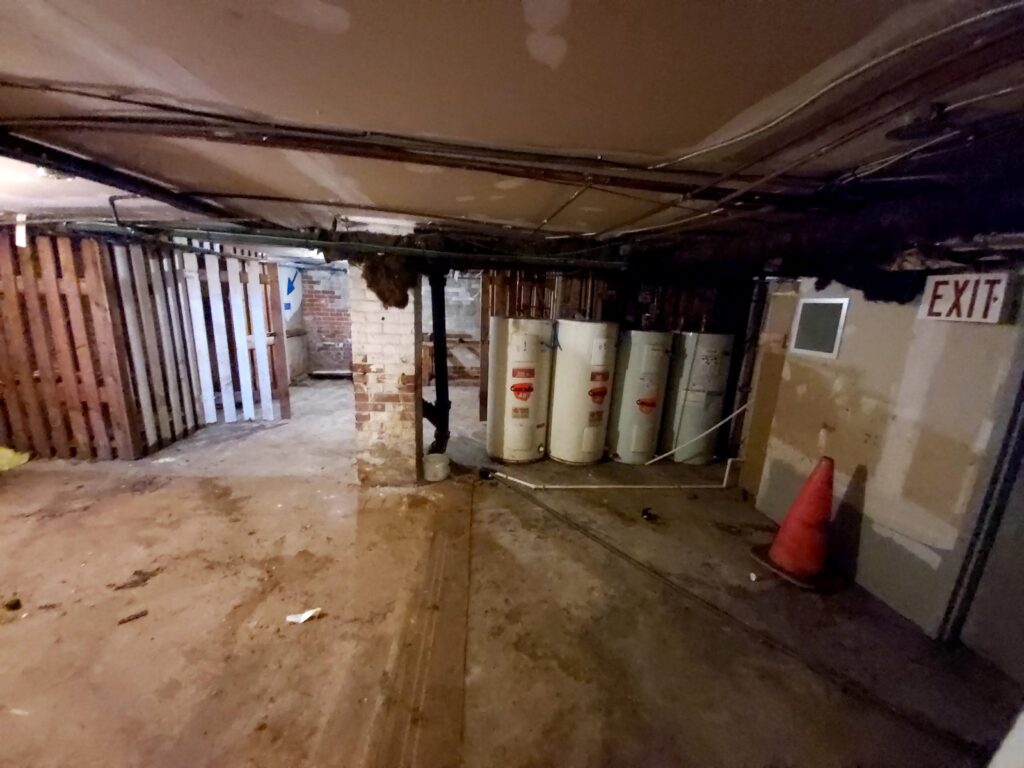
426;269;451;453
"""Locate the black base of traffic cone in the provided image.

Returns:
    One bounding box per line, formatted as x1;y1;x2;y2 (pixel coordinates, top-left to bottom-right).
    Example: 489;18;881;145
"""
750;544;847;593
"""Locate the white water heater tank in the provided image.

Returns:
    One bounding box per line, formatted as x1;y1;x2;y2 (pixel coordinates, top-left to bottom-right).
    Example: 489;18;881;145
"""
486;317;554;463
608;330;672;464
660;332;734;464
547;319;619;464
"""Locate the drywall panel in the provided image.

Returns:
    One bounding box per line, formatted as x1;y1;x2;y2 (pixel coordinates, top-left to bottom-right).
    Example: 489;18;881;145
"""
0;0;921;154
740;285;798;495
963;462;1024;683
756;277;1024;633
23;131;689;233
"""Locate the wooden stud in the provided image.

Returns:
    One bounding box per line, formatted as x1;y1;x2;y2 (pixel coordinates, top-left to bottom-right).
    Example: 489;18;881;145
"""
182;251;218;424
131;244;172;443
0;232;31;452
245;261;274;420
227;257;255;420
172;248;205;427
0;316;23;451
83;240;143;459
493;270;508;317
205;252;236;422
0;331;8;446
20;241;69;457
38;237;92;458
57;237;111;459
0;240;51;456
265;263;292;420
148;247;184;438
113;244;158;449
0;378;8;448
160;249;195;433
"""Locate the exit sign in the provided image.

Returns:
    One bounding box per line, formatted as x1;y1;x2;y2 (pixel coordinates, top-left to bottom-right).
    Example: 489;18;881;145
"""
919;273;1011;323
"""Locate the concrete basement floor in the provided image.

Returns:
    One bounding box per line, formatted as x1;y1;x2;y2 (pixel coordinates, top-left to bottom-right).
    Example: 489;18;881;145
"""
0;380;1020;767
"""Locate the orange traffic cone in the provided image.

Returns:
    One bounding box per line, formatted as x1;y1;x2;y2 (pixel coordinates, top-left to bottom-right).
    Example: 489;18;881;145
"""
753;457;834;589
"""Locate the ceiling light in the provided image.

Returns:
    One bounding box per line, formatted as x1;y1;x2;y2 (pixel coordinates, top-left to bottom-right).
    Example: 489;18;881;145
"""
15;214;27;247
0;159;41;185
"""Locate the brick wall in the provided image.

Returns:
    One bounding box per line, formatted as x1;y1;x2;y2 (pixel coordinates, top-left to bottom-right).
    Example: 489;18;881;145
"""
349;265;422;485
302;266;352;372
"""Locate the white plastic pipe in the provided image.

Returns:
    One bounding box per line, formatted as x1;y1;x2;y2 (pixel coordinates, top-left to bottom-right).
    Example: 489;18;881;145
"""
645;402;750;466
490;457;743;491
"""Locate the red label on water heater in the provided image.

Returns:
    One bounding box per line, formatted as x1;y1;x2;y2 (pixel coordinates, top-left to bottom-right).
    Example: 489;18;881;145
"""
510;383;534;401
637;397;657;414
588;386;608;404
512;367;535;378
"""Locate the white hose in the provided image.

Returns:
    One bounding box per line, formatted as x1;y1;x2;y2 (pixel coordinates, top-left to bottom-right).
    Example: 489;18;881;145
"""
490;457;743;491
645;402;750;465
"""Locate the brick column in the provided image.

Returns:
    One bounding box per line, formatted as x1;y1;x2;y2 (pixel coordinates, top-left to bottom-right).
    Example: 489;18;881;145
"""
349;264;422;485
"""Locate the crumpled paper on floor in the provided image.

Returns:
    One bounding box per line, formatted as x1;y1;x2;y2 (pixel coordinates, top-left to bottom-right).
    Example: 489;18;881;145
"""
286;607;323;624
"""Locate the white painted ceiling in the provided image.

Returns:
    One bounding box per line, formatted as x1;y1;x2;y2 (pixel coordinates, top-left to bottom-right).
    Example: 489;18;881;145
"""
0;0;1022;236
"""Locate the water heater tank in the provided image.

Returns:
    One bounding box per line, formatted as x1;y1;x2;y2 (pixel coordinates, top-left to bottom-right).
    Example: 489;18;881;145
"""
547;319;619;464
486;317;554;463
608;330;672;464
660;332;734;464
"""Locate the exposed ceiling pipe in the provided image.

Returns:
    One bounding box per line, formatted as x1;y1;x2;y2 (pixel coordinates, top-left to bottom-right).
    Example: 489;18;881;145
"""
0;131;237;220
650;0;1024;169
619;47;1024;239
0;77;804;199
607;24;1024;235
189;191;553;238
533;182;592;234
0;115;807;202
946;80;1024;110
835;131;962;187
50;221;629;270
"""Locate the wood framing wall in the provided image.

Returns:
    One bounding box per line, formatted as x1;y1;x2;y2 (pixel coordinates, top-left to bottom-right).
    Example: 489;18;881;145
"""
0;229;289;461
175;242;291;426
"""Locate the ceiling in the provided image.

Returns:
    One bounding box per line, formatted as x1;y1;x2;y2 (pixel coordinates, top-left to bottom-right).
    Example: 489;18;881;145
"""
1;0;1024;254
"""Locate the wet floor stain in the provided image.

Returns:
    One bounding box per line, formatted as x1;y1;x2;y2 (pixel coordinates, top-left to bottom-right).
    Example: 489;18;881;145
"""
199;479;250;522
713;521;776;539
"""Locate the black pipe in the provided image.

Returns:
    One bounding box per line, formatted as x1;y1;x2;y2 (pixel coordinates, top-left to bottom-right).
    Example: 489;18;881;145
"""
56;222;629;271
427;269;451;454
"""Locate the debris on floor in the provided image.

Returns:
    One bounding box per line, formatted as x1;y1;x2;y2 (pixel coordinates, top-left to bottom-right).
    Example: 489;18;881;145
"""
109;568;162;591
286;607;323;624
117;609;149;625
4;596;22;611
0;448;29;472
640;507;659;523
